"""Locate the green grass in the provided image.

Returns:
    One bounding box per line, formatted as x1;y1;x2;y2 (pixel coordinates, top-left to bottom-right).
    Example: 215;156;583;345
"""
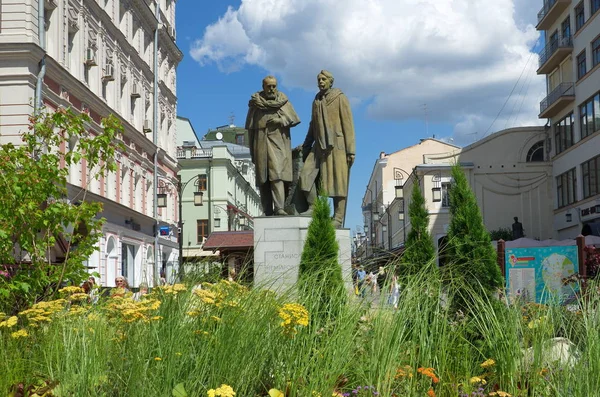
1;267;599;397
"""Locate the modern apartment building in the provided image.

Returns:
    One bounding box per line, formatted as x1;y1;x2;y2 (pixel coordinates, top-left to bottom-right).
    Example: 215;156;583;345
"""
0;0;182;287
176;117;261;262
535;0;600;238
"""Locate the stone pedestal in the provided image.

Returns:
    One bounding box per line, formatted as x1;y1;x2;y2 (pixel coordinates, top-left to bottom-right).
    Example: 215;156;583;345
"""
253;215;352;292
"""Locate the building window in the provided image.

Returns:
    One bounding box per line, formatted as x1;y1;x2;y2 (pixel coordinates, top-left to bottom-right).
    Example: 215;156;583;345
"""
577;50;587;80
549;30;558;49
592;0;600;15
561;16;571;39
582;155;600;198
554;113;574;154
197;219;208;244
441;182;451;208
576;2;585;32
580;93;600;139
593;36;600;67
236;134;245;145
526;141;545;162
556;168;577;208
197;174;207;191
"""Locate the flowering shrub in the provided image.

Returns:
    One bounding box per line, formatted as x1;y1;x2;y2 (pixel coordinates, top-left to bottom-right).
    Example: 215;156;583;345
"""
158;283;187;295
207;384;236;397
278;302;309;337
104;296;161;323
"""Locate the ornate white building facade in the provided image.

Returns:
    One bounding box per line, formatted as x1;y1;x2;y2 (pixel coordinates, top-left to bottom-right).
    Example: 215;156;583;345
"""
0;0;182;287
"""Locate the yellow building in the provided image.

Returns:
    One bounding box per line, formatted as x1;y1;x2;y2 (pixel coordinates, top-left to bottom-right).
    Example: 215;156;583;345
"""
358;127;553;265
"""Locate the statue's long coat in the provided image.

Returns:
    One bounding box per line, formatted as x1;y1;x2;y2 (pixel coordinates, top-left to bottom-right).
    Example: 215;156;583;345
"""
299;88;356;197
245;92;300;185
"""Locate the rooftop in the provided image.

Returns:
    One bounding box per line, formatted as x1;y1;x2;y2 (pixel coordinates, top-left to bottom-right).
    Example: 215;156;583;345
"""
203;231;254;251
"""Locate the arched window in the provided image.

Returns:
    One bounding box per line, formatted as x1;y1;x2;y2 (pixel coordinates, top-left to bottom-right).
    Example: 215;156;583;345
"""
106;236;116;257
526;141;544;162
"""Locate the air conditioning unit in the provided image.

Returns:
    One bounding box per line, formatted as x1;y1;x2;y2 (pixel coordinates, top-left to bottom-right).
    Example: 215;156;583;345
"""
131;83;141;98
167;26;176;39
85;48;97;66
102;64;115;81
143;119;152;133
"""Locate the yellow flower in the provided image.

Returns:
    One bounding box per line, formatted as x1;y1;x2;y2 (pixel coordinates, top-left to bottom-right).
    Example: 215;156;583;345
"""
11;329;28;339
489;392;511;397
469;376;486;385
207;384;235;397
154;357;162;361
269;389;285;397
87;313;100;321
278;303;309;337
480;358;495;368
59;286;84;295
210;315;222;322
0;316;18;328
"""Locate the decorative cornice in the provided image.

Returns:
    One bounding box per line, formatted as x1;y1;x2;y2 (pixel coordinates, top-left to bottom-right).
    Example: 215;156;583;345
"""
158;26;183;63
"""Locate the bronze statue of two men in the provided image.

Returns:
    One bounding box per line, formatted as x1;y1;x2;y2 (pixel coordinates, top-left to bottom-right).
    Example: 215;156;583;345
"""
245;70;356;228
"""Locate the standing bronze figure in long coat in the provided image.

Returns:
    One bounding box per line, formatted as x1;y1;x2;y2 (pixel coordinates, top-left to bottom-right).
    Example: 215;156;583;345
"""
245;76;300;215
299;70;356;228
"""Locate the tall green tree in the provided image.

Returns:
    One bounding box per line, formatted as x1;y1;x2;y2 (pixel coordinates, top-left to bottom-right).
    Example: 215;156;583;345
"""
0;108;124;312
445;164;503;299
401;182;435;275
298;195;346;323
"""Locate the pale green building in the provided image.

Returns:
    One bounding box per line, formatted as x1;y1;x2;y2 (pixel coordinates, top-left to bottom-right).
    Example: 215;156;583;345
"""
176;117;261;261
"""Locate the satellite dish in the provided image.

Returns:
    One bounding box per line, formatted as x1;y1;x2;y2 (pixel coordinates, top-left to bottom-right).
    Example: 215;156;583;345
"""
216;132;223;140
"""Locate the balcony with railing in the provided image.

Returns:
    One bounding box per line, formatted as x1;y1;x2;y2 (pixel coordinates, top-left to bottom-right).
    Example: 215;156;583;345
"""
176;147;213;159
537;35;573;74
537;0;571;30
539;82;575;119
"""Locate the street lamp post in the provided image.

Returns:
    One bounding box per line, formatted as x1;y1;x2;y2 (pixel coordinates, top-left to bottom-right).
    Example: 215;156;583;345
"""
158;174;205;280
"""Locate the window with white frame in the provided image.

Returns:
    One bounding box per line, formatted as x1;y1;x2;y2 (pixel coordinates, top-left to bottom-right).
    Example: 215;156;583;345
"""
441;182;451;208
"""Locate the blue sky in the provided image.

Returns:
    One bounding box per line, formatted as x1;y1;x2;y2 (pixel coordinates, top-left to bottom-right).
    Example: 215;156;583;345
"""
175;0;545;232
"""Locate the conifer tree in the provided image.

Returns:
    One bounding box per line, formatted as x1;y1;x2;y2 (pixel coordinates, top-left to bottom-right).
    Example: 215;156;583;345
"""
299;195;346;323
401;182;435;275
445;164;503;298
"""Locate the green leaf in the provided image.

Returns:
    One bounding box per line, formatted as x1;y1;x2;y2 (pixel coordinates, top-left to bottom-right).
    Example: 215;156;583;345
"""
172;383;188;397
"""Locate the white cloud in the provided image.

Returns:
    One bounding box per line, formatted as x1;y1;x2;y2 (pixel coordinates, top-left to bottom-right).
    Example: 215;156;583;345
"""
190;0;547;139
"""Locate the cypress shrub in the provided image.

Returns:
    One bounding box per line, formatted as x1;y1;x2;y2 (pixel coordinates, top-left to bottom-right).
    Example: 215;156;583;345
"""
298;195;346;324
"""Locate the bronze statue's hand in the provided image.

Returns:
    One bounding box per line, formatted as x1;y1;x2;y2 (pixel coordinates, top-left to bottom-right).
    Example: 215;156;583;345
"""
347;154;355;167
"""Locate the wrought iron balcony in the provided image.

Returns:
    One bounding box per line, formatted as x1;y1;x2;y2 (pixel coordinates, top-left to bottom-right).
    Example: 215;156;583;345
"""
538;35;573;74
539;83;575;119
537;0;571;30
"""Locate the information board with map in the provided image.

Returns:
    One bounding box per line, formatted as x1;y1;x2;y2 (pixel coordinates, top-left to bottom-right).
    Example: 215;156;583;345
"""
505;246;579;303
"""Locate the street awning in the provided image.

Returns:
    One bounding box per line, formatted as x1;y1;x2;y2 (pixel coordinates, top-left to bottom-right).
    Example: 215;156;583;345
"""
203;231;254;252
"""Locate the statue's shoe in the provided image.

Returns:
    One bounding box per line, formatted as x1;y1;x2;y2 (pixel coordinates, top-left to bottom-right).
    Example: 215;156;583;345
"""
275;209;288;216
300;207;313;216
